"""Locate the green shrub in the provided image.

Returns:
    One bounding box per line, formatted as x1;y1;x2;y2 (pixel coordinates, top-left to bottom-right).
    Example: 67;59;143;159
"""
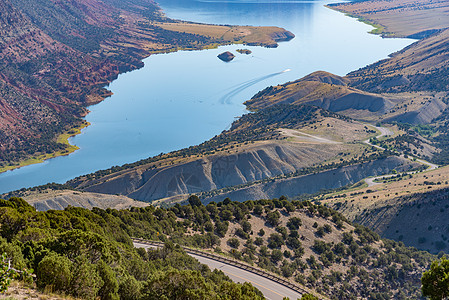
36;252;73;292
287;217;302;230
235;228;249;240
228;238;240;249
70;256;102;299
268;233;284;249
241;220;252;233
118;275;142;300
97;260;119;300
266;211;281;227
143;269;214;299
271;250;283;263
254;237;264;246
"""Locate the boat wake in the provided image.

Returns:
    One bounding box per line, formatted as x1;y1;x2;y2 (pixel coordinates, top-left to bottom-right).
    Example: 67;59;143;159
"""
220;70;290;104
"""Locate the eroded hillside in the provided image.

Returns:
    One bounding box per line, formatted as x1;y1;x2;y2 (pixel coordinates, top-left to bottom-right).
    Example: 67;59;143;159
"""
246;70;449;125
347;29;449;94
329;0;449;38
126;197;436;299
322;164;449;254
61;104;419;204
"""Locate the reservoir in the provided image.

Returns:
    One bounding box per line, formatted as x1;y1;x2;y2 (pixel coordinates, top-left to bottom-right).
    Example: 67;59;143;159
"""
0;0;413;193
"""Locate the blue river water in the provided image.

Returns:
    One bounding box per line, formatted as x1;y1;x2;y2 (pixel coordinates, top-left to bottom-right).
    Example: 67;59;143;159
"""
0;0;414;193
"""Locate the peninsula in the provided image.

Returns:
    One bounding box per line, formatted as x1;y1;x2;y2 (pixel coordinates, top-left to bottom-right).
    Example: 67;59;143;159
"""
0;0;293;173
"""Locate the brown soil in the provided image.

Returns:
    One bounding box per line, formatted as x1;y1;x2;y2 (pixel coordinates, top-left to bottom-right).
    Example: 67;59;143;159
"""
330;0;449;37
1;281;78;300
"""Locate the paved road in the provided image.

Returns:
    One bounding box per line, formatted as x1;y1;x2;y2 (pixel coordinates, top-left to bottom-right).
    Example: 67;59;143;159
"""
414;157;439;170
134;242;304;300
363;124;394;149
280;128;341;144
362;124;439;187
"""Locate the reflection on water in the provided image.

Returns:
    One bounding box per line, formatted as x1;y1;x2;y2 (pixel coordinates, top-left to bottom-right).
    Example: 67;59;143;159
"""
0;0;413;193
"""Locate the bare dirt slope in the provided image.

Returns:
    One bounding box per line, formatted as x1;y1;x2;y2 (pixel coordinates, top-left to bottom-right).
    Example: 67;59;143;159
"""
0;281;80;300
356;188;449;255
202;156;419;203
245;71;393;117
348;28;449;94
245;71;447;124
72;141;346;202
18;189;148;211
67;104;384;203
323;165;449;254
330;0;449;37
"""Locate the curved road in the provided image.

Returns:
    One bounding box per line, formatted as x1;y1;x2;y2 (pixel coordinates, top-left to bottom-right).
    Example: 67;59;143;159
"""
134;242;305;300
363;124;438;187
363;124;394;149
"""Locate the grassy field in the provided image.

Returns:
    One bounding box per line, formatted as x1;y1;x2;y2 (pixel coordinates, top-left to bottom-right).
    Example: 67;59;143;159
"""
155;22;291;47
335;12;386;36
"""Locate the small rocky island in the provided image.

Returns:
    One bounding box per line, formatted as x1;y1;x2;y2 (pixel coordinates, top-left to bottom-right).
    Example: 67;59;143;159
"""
236;49;252;55
217;51;235;62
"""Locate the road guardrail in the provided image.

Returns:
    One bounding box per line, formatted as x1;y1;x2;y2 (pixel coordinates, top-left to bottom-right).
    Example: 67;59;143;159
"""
132;238;323;298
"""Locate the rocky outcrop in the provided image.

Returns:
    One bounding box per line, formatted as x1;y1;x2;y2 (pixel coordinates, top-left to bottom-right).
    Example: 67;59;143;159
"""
218;51;235;62
269;30;295;42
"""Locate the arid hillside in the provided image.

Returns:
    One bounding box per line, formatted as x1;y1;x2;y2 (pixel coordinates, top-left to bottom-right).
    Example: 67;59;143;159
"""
246;71;398;122
22;189;148;211
329;0;449;38
63;104;417;204
241;26;449;166
142;198;435;299
200;156;418;204
321;164;449;254
72;141;344;199
348;28;449;94
0;0;292;170
238;24;449;255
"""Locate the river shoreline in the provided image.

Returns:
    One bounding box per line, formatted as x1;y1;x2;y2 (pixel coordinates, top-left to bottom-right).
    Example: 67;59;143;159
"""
0;0;414;193
0;14;292;175
0;121;90;174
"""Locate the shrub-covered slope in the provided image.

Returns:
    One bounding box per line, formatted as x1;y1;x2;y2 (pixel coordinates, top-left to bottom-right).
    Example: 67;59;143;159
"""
0;196;435;299
0;197;264;299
